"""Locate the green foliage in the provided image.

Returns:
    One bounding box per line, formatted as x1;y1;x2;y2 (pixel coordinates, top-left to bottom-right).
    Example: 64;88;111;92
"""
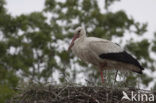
152;32;156;52
126;39;151;61
0;0;6;13
0;85;15;103
0;67;18;102
0;0;156;102
105;0;120;10
141;74;153;87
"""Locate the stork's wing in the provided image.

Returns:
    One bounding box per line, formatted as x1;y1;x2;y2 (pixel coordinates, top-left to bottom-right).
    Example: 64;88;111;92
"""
89;39;144;72
89;40;123;55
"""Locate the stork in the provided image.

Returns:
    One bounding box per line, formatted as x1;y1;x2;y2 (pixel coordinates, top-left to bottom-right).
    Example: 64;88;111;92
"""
68;27;144;83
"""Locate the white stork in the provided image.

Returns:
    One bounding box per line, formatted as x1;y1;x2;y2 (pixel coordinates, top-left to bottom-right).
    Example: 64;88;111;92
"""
68;27;144;82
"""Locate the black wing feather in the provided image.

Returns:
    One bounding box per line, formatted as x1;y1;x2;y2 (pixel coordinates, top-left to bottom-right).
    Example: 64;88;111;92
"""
99;51;144;71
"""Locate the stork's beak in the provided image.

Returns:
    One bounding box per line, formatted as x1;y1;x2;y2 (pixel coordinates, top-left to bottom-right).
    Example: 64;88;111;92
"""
68;34;79;51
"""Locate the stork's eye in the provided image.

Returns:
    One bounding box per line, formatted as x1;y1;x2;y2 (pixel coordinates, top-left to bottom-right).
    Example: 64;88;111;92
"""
78;30;81;33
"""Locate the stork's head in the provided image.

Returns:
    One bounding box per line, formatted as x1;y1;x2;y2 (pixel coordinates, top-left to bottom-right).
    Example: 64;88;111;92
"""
68;27;86;51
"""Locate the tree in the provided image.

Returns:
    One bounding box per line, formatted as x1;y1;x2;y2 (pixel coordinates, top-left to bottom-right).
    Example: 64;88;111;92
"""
0;0;156;102
0;0;19;102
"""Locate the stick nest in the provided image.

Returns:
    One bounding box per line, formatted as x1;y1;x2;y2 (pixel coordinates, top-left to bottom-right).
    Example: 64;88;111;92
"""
11;83;156;103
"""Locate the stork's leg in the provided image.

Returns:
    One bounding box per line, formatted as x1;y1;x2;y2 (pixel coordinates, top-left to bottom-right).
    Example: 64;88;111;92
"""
99;63;107;83
99;67;104;83
114;70;118;84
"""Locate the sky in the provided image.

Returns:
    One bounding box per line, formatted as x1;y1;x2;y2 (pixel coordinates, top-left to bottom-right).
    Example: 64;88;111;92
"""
5;0;156;39
111;0;156;39
5;0;156;89
5;0;156;41
5;0;44;15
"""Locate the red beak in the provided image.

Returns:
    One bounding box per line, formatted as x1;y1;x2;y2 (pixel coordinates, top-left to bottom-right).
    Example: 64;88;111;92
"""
68;34;79;51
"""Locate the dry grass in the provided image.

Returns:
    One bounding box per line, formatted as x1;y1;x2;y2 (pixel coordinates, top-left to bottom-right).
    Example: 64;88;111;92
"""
10;83;156;103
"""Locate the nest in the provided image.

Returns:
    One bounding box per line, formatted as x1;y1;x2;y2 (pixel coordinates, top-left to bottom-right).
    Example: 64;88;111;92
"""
11;84;156;103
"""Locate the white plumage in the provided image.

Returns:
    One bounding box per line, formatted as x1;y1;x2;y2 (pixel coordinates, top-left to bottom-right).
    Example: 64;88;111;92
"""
68;27;144;82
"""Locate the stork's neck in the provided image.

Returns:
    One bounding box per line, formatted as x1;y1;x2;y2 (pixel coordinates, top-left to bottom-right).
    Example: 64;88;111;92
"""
79;34;87;41
75;34;87;44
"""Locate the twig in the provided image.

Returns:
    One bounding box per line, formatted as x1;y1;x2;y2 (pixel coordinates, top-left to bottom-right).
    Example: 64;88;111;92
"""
72;86;100;103
79;91;100;103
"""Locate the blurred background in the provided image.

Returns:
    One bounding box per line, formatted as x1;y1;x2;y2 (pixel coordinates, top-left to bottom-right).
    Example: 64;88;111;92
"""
0;0;156;102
